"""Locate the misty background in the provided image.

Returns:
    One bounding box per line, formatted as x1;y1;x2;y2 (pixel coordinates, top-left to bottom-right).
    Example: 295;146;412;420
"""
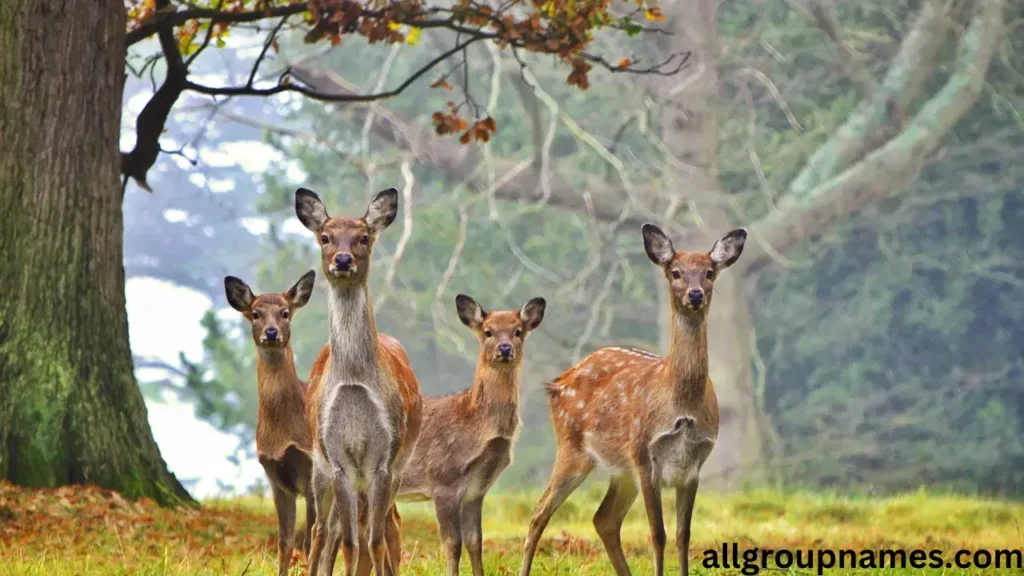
122;0;1024;499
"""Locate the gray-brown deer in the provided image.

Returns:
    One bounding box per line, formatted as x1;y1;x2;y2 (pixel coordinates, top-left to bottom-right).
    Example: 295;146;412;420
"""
295;187;423;576
519;224;747;576
397;294;546;576
224;271;317;576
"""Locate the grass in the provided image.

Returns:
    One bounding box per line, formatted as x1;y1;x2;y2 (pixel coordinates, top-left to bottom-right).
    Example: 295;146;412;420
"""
1;480;1021;575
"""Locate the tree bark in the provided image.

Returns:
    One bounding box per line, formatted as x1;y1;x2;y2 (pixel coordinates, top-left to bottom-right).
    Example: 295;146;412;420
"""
0;0;193;505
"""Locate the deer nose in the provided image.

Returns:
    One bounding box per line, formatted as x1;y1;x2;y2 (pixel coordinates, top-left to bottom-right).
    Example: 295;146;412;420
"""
498;343;513;358
334;253;353;271
687;289;704;307
265;327;279;341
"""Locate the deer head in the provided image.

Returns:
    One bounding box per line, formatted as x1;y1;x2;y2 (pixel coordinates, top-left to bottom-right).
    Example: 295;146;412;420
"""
642;224;747;316
456;294;546;366
295;187;398;287
224;271;316;348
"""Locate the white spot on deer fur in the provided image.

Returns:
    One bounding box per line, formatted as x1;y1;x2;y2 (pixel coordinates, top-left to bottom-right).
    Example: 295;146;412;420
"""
565;388;576;398
615;361;625;368
577;401;585;410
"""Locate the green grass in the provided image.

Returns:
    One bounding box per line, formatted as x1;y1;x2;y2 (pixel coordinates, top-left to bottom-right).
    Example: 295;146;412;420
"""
1;481;1021;575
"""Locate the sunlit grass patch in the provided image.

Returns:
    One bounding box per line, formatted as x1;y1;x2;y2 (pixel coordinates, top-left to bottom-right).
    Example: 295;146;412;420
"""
1;481;1020;575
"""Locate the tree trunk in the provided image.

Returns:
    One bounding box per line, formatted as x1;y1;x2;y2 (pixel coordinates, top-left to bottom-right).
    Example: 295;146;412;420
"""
0;1;193;505
651;0;765;487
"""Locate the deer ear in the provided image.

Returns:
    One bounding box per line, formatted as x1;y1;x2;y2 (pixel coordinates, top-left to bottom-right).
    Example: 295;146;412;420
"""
365;188;398;234
455;294;486;330
224;276;255;313
295;188;329;233
642;223;675;267
709;228;747;270
519;297;546;332
286;270;316;309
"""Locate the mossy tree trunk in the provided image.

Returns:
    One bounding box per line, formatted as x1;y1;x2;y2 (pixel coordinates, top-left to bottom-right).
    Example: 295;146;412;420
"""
0;0;193;506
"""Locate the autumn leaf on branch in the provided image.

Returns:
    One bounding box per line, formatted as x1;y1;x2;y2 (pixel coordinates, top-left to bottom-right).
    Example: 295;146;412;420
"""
120;0;686;187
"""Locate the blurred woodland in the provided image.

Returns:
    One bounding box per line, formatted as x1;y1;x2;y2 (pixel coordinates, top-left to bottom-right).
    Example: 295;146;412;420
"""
97;0;1024;497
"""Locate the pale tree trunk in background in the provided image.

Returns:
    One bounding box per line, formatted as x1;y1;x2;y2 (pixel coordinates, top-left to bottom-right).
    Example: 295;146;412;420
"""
651;0;764;487
0;0;193;505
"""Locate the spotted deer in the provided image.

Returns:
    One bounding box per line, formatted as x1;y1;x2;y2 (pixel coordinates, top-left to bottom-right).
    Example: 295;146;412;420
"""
519;224;747;576
295;187;423;576
397;294;546;576
223;271;317;576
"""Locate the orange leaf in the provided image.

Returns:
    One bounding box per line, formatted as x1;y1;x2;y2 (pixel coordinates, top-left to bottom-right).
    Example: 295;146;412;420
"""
617;58;631;68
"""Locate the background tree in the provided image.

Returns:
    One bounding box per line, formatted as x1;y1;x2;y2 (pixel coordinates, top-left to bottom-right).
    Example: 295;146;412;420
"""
166;0;1022;493
0;0;675;503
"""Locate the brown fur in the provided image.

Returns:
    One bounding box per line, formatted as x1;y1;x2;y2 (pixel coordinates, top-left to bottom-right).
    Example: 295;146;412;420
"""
398;297;544;576
296;187;422;576
520;226;746;576
224;272;317;576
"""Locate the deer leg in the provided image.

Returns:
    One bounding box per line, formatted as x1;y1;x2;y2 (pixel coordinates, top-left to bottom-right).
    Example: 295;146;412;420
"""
355;497;373;576
384;504;403;576
308;468;331;576
675;479;699;576
519;455;594;576
271;484;297;576
637;469;666;576
324;469;359;576
461;495;485;576
304;489;317;558
366;470;393;576
593;475;639;576
433;490;463;576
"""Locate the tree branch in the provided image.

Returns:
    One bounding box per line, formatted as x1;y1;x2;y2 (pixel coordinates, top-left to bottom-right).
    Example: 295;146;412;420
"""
126;4;308;47
805;0;877;99
121;0;188;192
786;0;951;199
185;36;484;101
748;0;1005;276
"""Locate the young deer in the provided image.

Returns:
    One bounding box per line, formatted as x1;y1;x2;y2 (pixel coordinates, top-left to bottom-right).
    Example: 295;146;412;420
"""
224;271;317;576
397;294;546;576
520;224;747;576
295;187;423;576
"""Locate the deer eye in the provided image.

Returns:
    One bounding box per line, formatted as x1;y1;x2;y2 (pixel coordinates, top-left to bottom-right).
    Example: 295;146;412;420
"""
671;270;681;280
360;234;370;245
281;310;290;319
705;269;714;279
320;234;329;245
483;330;493;338
514;328;523;337
251;311;260;320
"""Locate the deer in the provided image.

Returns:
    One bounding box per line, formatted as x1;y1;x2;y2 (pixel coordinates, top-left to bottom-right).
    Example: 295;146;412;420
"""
295;186;423;576
223;270;317;576
396;294;547;576
519;224;748;576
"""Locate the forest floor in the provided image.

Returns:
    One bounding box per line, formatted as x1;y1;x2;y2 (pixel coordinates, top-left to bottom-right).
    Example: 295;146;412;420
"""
0;480;1020;575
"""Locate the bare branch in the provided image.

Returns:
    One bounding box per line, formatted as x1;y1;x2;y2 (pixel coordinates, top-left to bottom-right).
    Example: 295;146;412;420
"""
748;0;1006;276
375;159;415;312
246;14;291;88
805;0;878;98
785;0;951;199
185;37;484;102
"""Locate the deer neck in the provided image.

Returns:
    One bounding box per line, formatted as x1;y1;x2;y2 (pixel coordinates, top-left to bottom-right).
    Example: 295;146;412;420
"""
666;312;709;405
469;360;521;436
256;347;305;425
326;283;384;385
